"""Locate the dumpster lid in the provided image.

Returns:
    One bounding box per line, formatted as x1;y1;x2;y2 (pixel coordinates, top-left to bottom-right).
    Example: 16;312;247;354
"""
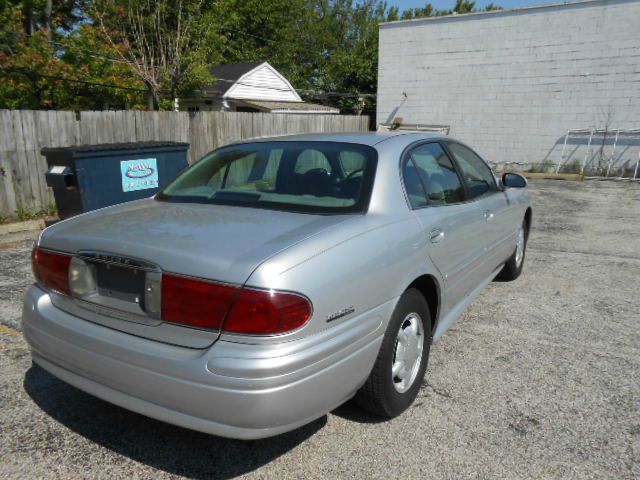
41;141;189;155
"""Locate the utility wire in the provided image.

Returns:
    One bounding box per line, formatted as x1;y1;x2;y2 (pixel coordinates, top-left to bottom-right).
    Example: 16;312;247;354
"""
0;67;148;92
221;27;276;44
204;76;375;98
0;30;376;99
0;30;140;66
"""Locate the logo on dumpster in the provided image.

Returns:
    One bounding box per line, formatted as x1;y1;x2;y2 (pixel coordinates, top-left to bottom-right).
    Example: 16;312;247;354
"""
121;158;159;192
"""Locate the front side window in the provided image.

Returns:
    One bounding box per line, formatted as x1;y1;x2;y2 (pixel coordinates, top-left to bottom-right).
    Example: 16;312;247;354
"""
446;142;497;199
402;142;466;208
158;141;377;214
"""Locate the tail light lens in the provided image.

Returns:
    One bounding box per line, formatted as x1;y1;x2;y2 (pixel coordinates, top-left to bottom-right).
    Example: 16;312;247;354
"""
161;274;312;335
224;288;312;335
31;246;312;336
32;247;72;295
162;273;238;330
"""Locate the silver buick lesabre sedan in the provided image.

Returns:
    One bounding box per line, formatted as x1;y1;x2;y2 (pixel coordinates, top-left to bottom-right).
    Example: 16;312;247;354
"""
23;132;532;439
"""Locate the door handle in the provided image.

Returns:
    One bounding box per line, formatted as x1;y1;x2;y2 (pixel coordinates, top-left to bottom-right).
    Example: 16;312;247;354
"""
429;228;445;243
484;210;495;221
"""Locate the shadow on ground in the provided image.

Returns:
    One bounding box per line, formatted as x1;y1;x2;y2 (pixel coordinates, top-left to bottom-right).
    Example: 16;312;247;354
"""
24;364;325;479
330;400;387;425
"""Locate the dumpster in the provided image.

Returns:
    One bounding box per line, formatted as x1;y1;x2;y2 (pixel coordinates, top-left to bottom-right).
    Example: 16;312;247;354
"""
42;142;189;220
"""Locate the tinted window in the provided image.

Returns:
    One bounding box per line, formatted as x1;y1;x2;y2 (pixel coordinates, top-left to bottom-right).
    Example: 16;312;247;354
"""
339;150;367;177
447;143;497;199
403;162;428;209
159;141;377;214
403;143;466;208
294;149;332;174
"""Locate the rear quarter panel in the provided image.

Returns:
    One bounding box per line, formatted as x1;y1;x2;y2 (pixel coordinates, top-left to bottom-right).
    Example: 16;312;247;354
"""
238;213;441;344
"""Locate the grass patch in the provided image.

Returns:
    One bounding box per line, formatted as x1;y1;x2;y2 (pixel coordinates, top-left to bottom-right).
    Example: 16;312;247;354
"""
11;203;58;223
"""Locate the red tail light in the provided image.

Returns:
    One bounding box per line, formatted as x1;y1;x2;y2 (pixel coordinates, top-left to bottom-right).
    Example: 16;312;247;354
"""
32;247;72;295
224;288;312;335
31;248;312;336
162;273;238;330
161;273;312;335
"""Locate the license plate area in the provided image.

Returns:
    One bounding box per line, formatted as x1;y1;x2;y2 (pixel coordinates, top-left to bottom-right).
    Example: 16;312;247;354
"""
95;262;145;304
71;251;162;324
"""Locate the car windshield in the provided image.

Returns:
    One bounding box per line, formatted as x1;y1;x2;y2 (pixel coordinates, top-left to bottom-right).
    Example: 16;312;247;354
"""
157;141;378;214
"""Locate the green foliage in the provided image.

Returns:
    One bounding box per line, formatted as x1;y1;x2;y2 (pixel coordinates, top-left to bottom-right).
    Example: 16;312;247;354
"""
15;205;29;221
453;0;476;14
527;159;555;173
484;3;503;11
0;1;146;109
560;159;582;174
14;203;57;221
0;0;502;112
543;159;554;172
92;0;229;109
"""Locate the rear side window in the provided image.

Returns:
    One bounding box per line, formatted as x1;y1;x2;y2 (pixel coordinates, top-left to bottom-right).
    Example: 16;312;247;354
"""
446;143;497;199
403;143;466;208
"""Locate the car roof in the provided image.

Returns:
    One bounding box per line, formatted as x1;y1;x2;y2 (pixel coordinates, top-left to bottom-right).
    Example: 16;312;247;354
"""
238;131;446;147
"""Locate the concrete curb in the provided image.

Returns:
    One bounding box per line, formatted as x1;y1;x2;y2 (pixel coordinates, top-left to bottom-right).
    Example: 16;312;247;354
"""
524;173;583;181
0;219;46;236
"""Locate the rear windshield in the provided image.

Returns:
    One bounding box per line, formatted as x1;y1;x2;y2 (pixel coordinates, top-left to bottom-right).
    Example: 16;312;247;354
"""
157;141;378;214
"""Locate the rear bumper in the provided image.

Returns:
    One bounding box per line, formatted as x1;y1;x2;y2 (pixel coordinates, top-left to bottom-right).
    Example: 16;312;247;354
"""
22;286;389;439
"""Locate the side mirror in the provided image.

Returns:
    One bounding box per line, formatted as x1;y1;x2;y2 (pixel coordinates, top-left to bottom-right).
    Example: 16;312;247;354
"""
502;172;527;188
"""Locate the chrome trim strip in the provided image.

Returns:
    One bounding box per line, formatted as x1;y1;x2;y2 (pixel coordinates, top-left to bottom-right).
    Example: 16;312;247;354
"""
77;250;161;272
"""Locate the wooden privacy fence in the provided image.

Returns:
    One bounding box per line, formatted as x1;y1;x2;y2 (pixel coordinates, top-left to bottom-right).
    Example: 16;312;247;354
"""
0;110;369;217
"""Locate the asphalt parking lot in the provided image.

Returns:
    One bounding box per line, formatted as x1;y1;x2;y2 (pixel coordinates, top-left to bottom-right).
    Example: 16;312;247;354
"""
1;179;638;479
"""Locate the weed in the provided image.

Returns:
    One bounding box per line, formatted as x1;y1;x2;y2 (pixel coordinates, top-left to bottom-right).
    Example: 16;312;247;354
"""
560;159;582;175
15;205;30;221
13;204;58;222
542;159;554;173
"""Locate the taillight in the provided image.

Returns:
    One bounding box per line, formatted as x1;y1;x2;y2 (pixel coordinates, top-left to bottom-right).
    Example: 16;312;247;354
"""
161;273;312;335
162;273;238;330
224;288;312;335
32;247;72;295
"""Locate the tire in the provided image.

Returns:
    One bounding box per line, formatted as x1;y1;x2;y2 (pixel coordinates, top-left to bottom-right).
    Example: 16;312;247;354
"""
355;288;432;418
497;219;528;281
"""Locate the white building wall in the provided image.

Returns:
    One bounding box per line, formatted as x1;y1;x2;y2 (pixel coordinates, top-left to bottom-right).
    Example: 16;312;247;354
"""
377;0;640;169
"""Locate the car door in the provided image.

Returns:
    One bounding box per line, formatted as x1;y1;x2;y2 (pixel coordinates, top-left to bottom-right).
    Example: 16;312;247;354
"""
444;141;514;275
401;142;487;314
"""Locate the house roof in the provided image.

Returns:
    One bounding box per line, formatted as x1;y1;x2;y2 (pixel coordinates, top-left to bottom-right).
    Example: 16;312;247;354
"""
236;99;339;114
204;62;265;96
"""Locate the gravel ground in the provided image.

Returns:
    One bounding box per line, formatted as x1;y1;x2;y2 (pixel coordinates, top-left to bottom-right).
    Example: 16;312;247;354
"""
0;179;638;479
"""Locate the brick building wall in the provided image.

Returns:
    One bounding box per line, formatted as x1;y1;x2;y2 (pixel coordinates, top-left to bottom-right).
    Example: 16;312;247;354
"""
377;0;640;170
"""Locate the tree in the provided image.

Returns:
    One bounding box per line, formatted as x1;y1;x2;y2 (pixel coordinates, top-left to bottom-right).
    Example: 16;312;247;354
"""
262;0;392;113
401;4;435;20
453;0;476;14
0;0;147;109
1;0;502;111
93;0;227;110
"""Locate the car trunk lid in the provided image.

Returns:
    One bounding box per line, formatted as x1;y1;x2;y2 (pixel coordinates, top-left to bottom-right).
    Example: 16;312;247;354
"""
40;199;350;348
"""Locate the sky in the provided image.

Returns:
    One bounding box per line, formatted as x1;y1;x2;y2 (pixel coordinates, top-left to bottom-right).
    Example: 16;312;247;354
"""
387;0;560;11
